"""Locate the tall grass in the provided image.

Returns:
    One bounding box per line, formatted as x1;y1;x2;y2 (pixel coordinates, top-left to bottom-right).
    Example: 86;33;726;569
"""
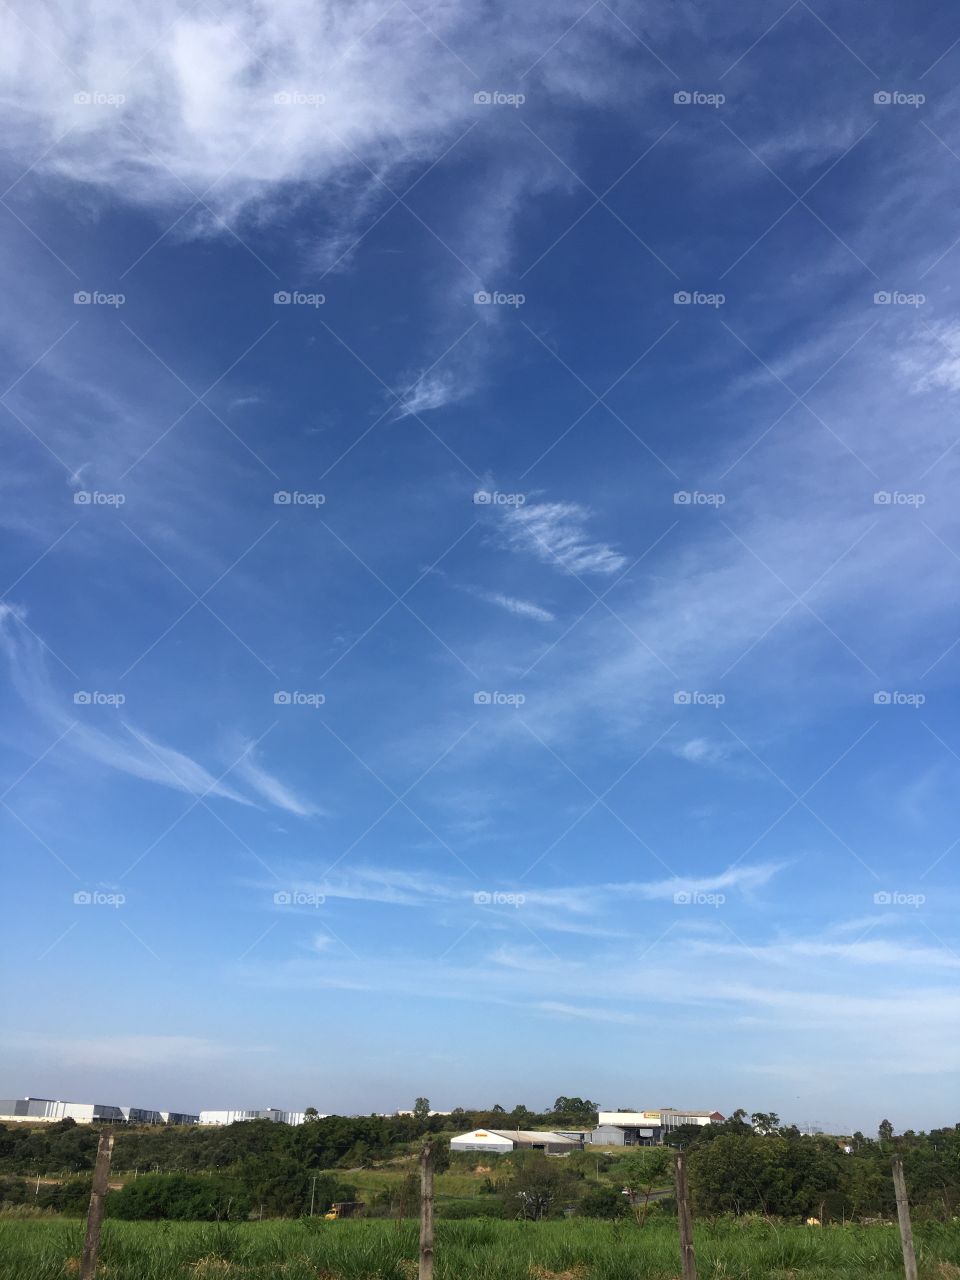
0;1217;957;1279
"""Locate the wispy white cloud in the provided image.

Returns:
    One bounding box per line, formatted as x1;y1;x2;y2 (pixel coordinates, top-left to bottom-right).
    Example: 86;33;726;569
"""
0;0;640;227
474;589;555;623
901;321;960;394
502;501;627;576
1;1031;258;1068
261;861;786;936
231;738;321;817
693;936;960;969
536;1000;637;1024
615;862;785;901
0;603;309;812
395;372;462;419
672;737;731;767
239;910;960;1080
0;603;252;805
119;723;253;805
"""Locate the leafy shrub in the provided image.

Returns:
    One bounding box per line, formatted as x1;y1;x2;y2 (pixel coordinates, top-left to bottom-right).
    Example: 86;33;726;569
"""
107;1173;250;1220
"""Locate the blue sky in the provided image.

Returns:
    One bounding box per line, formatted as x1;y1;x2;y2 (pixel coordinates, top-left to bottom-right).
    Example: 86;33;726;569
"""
1;0;959;1132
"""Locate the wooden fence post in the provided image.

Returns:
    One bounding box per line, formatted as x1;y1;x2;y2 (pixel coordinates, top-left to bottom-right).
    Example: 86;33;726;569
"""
674;1152;698;1280
419;1141;434;1280
80;1131;114;1280
891;1156;918;1280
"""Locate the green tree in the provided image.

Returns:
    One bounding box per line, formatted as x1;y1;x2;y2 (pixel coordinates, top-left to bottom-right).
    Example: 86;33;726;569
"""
878;1119;894;1143
413;1098;431;1125
429;1136;451;1174
551;1097;600;1126
500;1152;582;1220
662;1124;708;1150
610;1148;672;1224
751;1112;781;1135
687;1132;844;1219
580;1183;629;1218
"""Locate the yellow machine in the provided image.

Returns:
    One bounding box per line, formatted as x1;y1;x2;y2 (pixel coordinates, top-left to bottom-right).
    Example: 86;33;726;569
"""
324;1201;364;1220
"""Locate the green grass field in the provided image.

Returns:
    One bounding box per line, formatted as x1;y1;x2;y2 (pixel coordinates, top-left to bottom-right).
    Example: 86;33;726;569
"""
347;1166;496;1199
1;1217;959;1280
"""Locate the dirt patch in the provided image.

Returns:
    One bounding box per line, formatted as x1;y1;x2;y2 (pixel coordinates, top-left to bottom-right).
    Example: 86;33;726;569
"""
528;1266;588;1280
191;1259;237;1278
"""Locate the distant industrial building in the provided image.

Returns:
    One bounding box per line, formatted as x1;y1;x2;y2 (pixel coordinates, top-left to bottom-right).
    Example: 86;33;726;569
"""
0;1098;202;1125
592;1109;724;1145
0;1098;132;1124
198;1107;310;1126
450;1128;584;1154
0;1097;318;1127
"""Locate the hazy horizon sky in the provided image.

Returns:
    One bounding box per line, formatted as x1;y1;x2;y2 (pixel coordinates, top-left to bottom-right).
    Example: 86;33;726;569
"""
1;0;958;1134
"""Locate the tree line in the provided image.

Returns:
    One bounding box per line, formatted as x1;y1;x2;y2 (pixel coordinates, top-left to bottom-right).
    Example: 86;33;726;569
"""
0;1098;601;1177
1;1104;957;1223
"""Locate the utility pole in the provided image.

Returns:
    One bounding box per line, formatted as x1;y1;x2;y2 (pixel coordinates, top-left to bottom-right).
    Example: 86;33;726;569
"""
891;1157;918;1280
80;1132;114;1280
674;1152;698;1280
310;1175;317;1217
419;1142;434;1280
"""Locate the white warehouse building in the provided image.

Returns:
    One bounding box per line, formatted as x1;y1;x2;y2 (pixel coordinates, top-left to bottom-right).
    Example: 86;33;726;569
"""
450;1128;583;1155
198;1107;311;1126
592;1109;724;1145
0;1098;200;1125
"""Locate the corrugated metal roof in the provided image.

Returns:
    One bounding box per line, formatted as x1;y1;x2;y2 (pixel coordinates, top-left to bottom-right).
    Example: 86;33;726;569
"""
489;1129;581;1144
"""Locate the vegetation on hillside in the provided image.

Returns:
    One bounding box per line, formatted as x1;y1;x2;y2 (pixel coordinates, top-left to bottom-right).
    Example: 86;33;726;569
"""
0;1104;957;1224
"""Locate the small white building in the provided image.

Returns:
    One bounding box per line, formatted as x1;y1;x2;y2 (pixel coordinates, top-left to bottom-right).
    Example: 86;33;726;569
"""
450;1128;516;1154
